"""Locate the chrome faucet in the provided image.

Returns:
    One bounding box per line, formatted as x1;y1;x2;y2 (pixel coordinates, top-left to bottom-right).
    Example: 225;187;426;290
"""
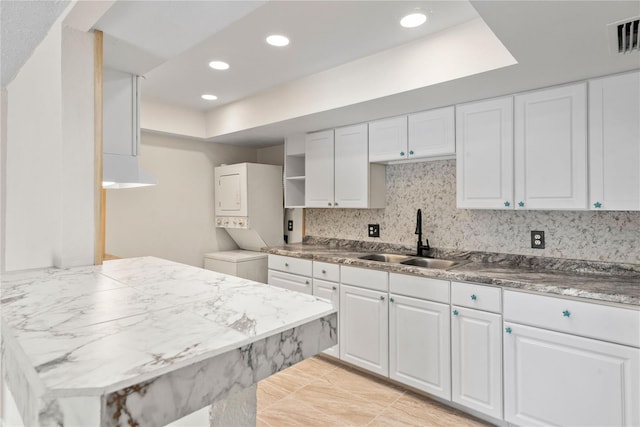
415;209;431;257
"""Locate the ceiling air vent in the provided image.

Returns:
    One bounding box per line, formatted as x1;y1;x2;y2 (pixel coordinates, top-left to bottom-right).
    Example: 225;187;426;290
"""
608;16;640;54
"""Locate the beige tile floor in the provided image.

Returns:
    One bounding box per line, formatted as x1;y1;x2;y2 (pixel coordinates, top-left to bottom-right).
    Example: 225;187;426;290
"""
257;356;492;427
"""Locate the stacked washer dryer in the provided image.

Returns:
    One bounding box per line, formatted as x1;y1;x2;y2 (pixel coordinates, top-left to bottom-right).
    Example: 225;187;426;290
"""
204;163;283;283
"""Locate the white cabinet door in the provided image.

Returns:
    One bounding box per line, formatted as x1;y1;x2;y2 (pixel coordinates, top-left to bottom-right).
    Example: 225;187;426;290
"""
305;130;334;207
313;278;339;357
451;307;502;420
339;284;388;376
267;270;312;294
334;124;369;208
514;83;588;210
589;71;640;211
456;96;514;209
504;322;640;427
408;106;455;159
368;116;408;163
389;294;450;400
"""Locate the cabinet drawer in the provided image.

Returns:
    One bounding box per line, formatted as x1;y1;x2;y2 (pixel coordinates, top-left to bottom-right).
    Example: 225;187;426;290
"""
313;261;340;282
268;254;312;276
451;282;501;313
389;273;449;303
504;290;640;347
267;270;312;295
340;266;388;292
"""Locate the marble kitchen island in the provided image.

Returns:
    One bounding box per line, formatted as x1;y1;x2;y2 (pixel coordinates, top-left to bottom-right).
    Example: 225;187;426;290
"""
0;257;337;426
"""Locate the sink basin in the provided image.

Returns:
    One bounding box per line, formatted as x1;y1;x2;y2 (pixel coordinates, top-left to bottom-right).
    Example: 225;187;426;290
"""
400;258;463;269
358;253;413;263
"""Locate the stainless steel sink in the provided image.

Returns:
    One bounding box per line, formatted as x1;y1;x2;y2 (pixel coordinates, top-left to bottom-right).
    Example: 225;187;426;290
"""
358;253;413;263
400;258;464;270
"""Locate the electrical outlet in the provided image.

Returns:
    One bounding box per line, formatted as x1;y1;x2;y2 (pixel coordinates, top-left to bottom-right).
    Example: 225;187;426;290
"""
531;230;545;249
368;224;380;238
287;220;293;231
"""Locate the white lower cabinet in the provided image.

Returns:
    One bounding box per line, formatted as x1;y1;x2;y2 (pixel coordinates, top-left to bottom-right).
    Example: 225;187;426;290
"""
339;266;389;376
267;254;313;294
504;322;639;427
389;294;450;400
451;306;502;419
313;261;340;357
339;284;388;376
450;282;503;420
503;290;640;427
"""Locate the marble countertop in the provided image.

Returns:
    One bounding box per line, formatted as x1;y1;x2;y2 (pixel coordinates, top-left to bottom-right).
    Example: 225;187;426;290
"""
1;257;337;426
265;241;640;306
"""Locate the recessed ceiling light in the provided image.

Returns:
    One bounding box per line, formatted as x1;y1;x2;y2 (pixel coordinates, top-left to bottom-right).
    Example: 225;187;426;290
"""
266;34;290;47
400;13;427;28
208;61;229;70
201;94;218;101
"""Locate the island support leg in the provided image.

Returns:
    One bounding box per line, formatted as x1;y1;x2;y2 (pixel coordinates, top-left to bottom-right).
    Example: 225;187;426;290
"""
209;384;257;427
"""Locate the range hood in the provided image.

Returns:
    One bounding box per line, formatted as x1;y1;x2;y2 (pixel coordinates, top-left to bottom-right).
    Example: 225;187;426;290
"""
102;68;157;189
103;154;157;189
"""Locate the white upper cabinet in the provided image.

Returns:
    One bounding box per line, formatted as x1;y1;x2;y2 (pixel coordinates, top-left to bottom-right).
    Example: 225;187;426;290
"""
514;82;588;210
305;125;385;208
305;130;335;207
408;106;455;159
369;116;408;163
334;124;371;208
589;71;640;211
456;96;514;209
369;108;455;163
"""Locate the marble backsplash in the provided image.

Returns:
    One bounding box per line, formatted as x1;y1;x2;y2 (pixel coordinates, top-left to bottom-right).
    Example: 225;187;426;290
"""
305;160;640;264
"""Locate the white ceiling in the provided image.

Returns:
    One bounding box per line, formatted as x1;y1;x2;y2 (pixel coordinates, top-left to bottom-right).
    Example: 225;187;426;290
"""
4;1;638;147
101;1;480;111
0;0;70;86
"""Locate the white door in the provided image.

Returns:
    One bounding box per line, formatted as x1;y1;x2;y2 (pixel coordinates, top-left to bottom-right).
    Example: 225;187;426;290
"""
408;106;455;159
451;307;502;419
504;322;640;427
313;278;339;357
368;116;408;163
214;164;247;216
389;294;451;400
334;124;369;208
589;71;640;211
456;96;514;209
339;284;388;376
305;130;335;207
514;83;587;210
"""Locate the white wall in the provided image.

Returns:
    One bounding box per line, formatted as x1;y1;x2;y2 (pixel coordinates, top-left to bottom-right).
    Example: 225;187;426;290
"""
256;144;283;165
57;26;96;268
105;132;257;267
5;18;63;271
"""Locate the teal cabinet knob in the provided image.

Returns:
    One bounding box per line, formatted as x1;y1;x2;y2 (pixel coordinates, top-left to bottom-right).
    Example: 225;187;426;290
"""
322;269;326;274
400;151;405;156
505;327;512;334
334;202;338;206
328;202;332;206
390;297;395;303
562;310;571;317
470;294;477;301
332;286;337;291
409;150;414;155
594;202;602;208
504;201;511;207
453;310;459;316
380;295;385;301
284;263;289;267
305;280;309;285
518;201;525;207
